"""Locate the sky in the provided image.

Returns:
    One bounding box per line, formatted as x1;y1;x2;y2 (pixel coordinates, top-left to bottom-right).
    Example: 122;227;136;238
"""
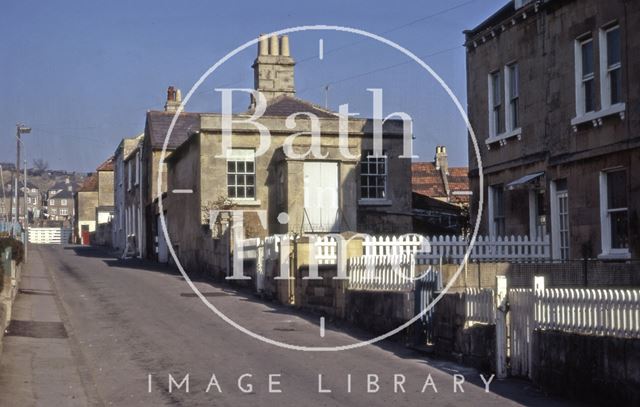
0;0;506;172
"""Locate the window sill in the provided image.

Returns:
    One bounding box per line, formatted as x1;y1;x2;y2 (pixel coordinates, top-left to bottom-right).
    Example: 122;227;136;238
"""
571;103;626;131
358;199;392;206
597;250;631;261
485;128;522;149
231;199;262;207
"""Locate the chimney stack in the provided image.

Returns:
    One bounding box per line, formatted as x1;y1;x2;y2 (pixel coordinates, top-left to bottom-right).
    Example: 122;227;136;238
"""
251;34;296;107
164;85;182;113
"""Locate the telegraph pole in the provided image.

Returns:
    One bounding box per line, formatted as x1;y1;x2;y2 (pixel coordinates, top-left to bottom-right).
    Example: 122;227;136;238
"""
23;159;28;262
15;124;31;240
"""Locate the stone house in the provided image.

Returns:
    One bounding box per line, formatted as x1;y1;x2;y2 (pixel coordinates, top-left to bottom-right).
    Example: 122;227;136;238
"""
3;181;42;223
75;174;98;244
47;189;74;223
112;134;143;253
465;0;639;260
96;156;115;225
140;87;200;260
165;35;413;273
46;178;75;224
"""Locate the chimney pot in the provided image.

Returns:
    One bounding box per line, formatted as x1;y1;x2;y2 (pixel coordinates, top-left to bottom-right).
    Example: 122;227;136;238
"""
258;34;269;56
269;35;279;56
280;35;290;57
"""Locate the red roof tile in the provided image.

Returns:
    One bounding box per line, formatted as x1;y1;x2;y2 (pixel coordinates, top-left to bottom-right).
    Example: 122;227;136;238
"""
412;162;471;204
78;174;98;192
96;156;115;172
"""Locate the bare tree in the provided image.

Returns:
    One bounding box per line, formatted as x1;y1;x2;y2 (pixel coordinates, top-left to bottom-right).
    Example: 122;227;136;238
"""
32;158;49;175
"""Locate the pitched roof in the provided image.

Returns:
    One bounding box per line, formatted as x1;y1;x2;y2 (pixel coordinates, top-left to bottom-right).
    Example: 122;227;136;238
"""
245;95;337;118
412;162;471;205
97;156;115;171
51;189;74;199
146;111;201;150
78;174;98;192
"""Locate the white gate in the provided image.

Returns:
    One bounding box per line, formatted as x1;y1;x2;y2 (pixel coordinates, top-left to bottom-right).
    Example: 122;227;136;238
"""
28;227;72;244
508;289;535;378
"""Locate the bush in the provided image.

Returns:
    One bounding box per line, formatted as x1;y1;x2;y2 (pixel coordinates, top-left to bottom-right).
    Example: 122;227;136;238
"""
0;237;25;265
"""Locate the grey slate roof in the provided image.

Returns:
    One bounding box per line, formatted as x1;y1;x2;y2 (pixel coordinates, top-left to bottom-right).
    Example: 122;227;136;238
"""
146;111;201;150
245;95;338;119
51;189;74;200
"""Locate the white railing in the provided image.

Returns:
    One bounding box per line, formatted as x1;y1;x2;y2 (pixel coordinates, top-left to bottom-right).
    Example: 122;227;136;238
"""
465;288;495;324
28;227;72;244
363;234;551;264
348;254;415;292
536;288;640;339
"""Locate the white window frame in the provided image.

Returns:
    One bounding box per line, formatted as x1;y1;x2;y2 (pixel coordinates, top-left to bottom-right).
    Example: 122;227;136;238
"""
599;168;630;259
574;35;596;117
550;180;570;260
505;62;520;133
60;208;68;216
50;199;55;206
135;152;141;186
599;24;622;109
127;160;132;191
61;199;67;206
488;184;505;238
488;71;502;139
226;149;256;201
360;150;388;201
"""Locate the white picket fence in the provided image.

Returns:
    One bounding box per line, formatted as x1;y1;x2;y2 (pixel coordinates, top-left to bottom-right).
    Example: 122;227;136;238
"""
28;227;72;244
535;288;640;338
465;288;495;324
315;236;338;265
348;255;416;292
364;234;551;264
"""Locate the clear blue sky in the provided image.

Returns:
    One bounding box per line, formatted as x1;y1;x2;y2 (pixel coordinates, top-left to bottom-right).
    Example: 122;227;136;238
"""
0;0;506;172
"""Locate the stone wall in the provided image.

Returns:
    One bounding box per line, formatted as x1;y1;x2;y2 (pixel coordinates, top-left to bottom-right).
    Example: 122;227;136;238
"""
531;330;640;406
432;292;495;372
345;290;414;340
0;248;22;360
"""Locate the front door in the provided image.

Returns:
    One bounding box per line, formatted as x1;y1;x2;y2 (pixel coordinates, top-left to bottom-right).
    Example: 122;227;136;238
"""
303;162;339;233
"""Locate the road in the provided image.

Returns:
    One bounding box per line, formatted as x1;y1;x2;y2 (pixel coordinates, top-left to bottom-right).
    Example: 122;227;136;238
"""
0;245;585;407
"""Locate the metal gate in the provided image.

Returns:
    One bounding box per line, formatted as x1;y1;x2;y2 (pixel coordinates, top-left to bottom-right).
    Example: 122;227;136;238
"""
413;267;442;345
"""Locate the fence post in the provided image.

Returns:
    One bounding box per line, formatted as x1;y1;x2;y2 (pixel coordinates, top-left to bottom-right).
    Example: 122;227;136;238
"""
495;275;508;379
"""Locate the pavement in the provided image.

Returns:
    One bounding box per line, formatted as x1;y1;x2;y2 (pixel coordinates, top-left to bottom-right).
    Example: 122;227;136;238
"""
0;244;589;406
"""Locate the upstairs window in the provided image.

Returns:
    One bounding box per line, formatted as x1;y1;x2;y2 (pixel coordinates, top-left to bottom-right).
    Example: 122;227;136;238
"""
602;25;622;106
360;150;387;200
226;149;255;200
489;71;503;137
127;161;132;191
507;63;520;130
61;199;68;206
576;37;596;115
